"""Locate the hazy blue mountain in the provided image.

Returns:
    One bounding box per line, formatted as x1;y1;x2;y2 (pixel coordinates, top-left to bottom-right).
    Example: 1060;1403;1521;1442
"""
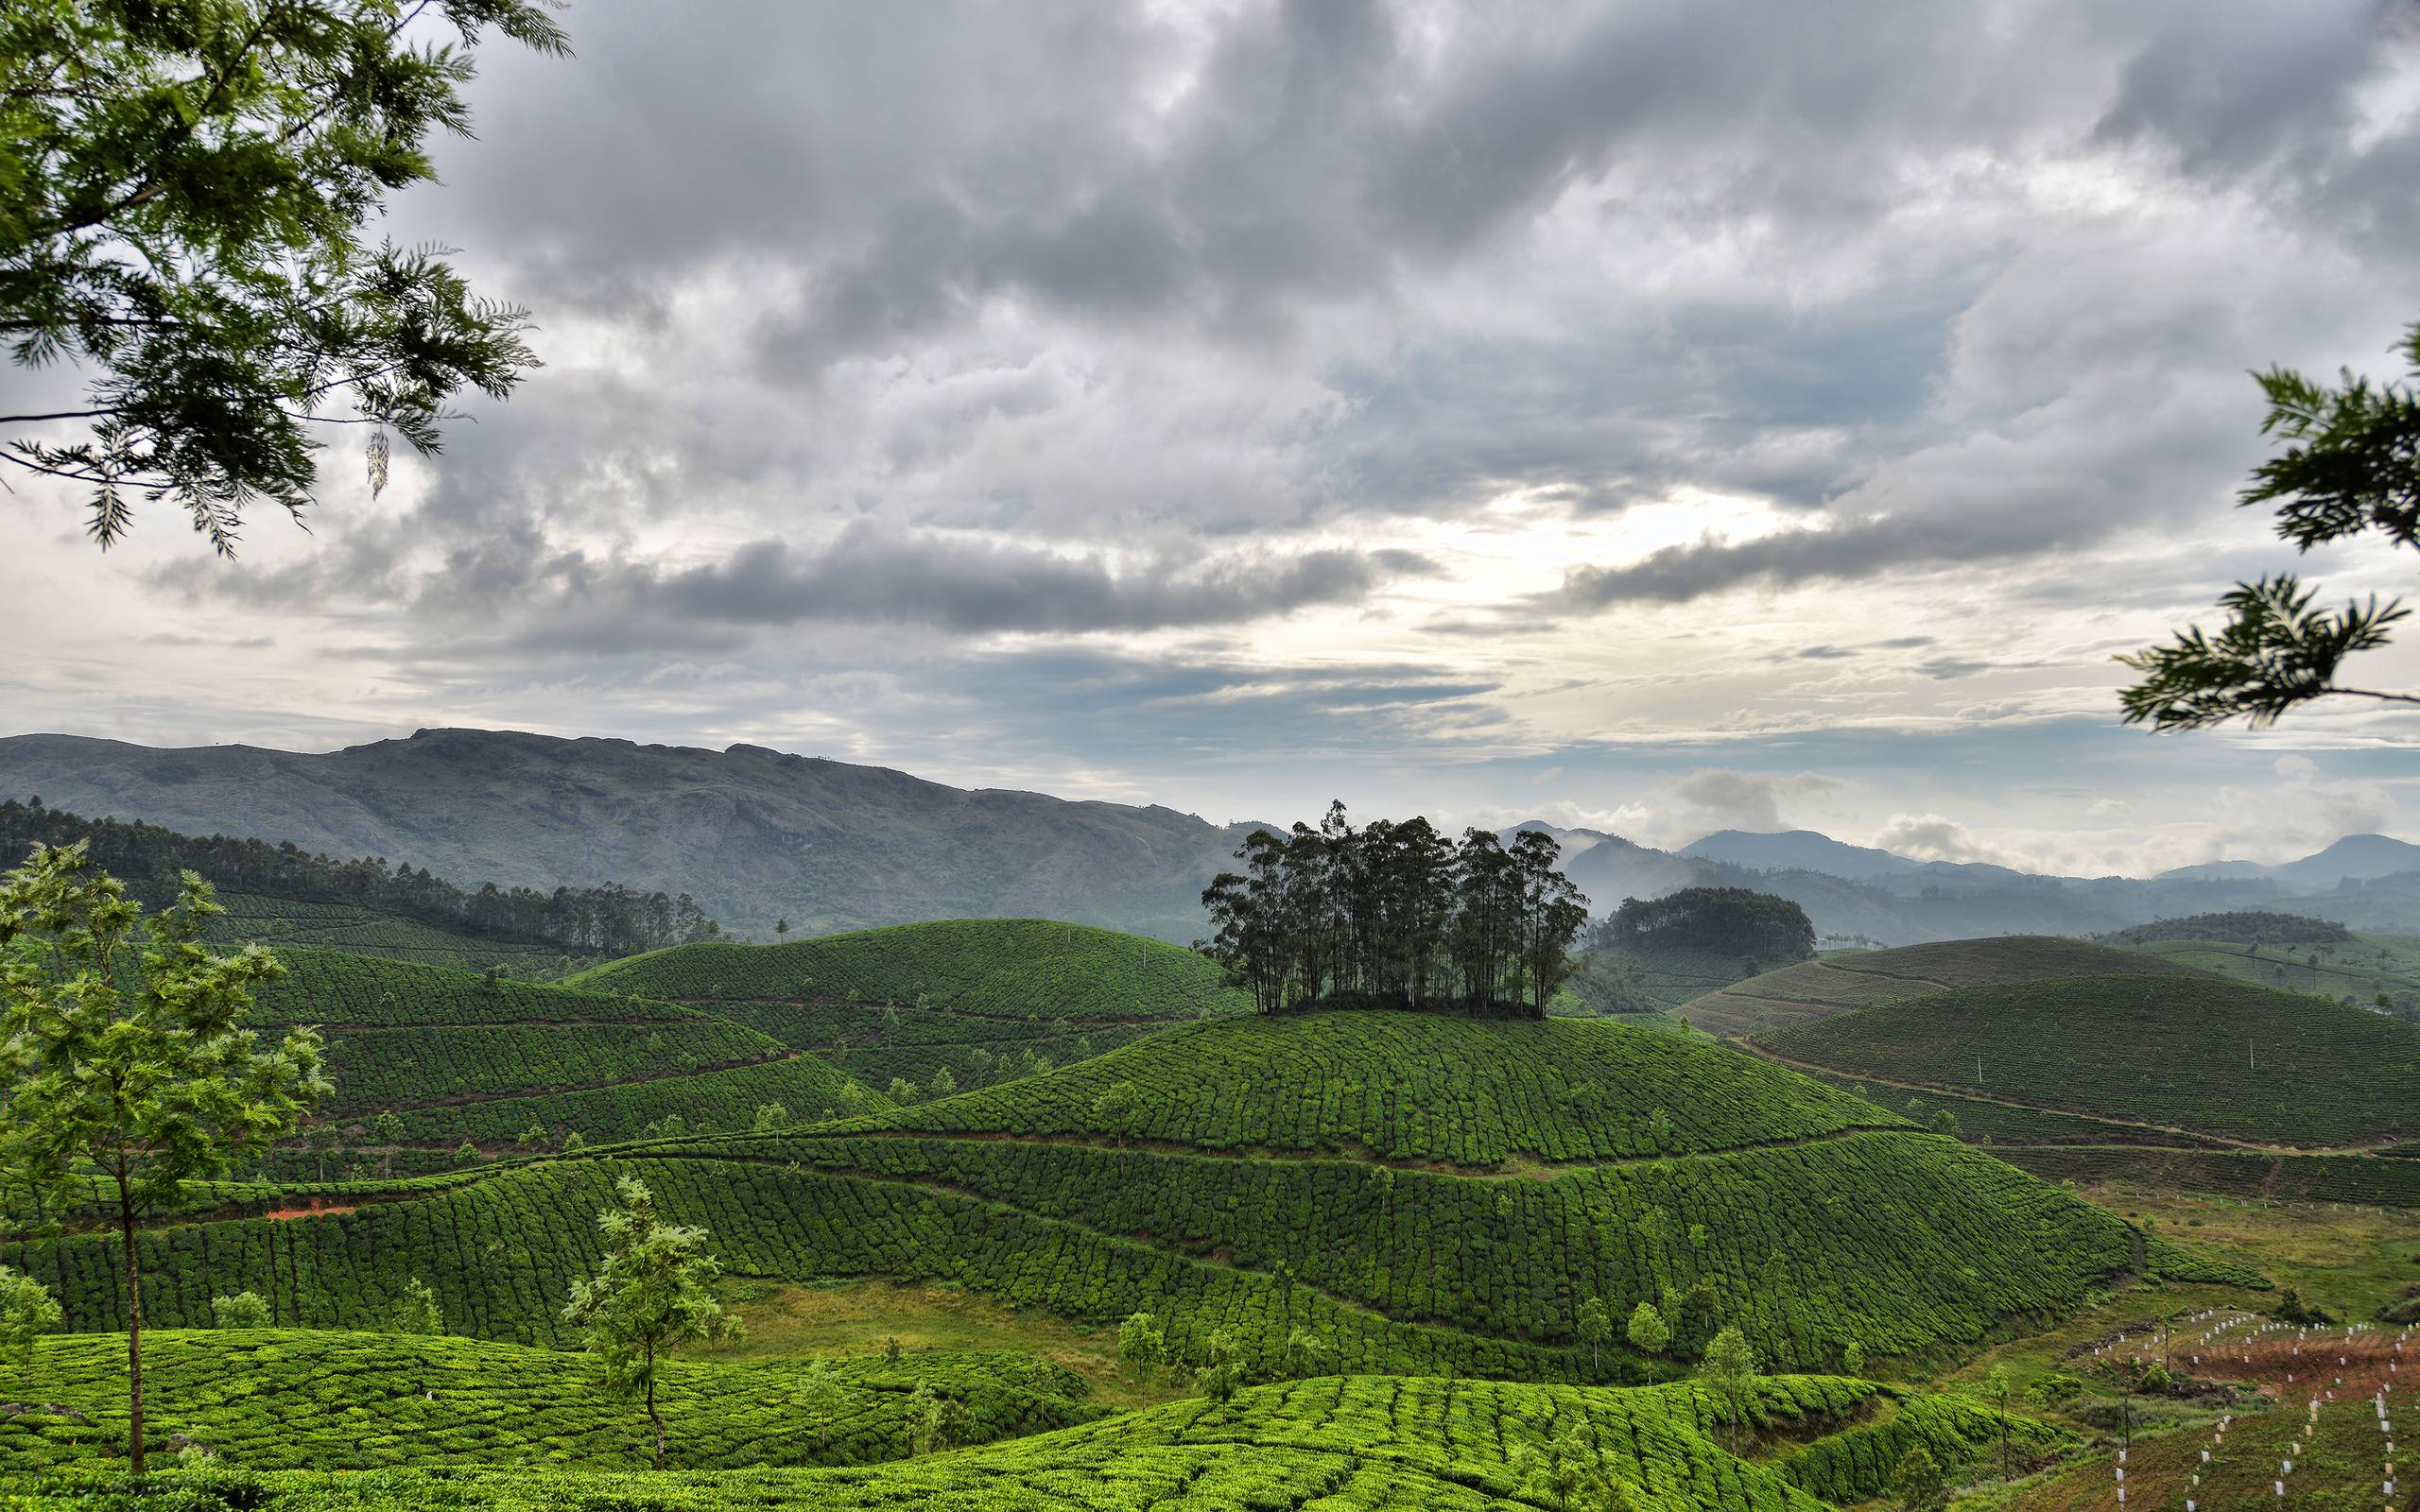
2272;833;2420;887
1681;829;1921;878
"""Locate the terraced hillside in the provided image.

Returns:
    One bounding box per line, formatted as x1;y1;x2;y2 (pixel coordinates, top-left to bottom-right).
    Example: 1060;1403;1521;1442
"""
0;1331;1098;1472
257;948;880;1156
6;1011;2248;1380
208;892;576;975
1682;937;2207;1038
3;1372;2068;1511
570;919;1253;1096
1755;974;2420;1148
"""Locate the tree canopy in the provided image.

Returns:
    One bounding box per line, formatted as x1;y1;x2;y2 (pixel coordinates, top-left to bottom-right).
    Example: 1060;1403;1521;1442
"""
2120;317;2420;729
1199;804;1589;1019
0;841;328;1472
1600;886;1816;965
1;799;719;956
561;1175;738;1470
1;0;567;554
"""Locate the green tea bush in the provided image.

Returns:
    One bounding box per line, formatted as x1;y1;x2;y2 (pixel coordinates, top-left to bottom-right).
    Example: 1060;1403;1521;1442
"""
0;1372;2067;1511
879;1010;1903;1163
1758;973;2420;1146
0;1330;1098;1472
570;919;1251;1022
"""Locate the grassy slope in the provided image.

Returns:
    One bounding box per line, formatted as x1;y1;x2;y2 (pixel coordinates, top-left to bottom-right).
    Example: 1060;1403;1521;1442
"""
256;948;876;1146
4;1374;2069;1512
7;1012;2253;1378
1755;973;2420;1147
0;1330;1098;1473
1682;937;2208;1038
569;919;1253;1095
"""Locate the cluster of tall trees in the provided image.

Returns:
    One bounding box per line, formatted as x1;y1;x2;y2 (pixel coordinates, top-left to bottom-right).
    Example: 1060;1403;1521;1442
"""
1599;886;1817;966
1199;804;1589;1018
0;800;719;957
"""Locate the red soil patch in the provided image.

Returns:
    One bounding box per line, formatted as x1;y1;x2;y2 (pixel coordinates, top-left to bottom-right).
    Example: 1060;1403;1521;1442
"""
264;1203;357;1222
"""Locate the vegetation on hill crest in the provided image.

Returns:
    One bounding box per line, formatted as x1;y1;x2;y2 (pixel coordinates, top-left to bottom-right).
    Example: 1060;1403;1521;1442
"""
1199;802;1589;1017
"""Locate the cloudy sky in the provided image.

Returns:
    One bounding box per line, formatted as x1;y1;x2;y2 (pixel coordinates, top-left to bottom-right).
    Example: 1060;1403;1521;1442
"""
9;0;2420;875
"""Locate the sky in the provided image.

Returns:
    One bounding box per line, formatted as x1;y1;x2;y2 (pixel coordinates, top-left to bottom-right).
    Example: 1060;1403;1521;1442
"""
9;0;2420;877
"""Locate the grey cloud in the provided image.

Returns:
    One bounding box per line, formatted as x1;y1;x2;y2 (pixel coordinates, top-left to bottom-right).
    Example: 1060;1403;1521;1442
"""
626;526;1392;635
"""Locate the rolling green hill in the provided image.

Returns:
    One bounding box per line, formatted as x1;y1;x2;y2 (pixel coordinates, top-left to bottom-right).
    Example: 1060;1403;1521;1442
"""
6;1011;2250;1381
569;919;1253;1097
253;949;881;1158
874;1009;1897;1163
0;1331;1098;1473
4;1372;2068;1511
1682;937;2207;1038
1755;973;2420;1148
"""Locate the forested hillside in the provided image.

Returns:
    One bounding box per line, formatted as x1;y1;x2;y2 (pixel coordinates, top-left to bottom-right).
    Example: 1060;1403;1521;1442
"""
0;731;1254;941
0;798;720;960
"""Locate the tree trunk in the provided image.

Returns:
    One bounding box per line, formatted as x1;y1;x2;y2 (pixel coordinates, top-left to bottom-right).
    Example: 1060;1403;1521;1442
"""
116;1180;145;1475
647;1349;664;1469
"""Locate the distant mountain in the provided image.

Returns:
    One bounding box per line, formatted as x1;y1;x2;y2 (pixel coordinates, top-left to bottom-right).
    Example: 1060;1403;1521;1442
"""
0;730;1255;943
7;729;2418;948
1680;829;1919;879
2273;833;2420;887
2157;833;2420;888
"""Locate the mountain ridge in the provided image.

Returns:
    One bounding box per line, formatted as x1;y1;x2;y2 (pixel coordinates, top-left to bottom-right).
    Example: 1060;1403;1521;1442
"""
4;728;2415;946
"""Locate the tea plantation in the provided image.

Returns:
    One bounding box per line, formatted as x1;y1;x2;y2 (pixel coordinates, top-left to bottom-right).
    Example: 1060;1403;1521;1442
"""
1682;937;2204;1038
248;950;881;1149
565;919;1253;1094
205;894;577;976
874;1008;1901;1163
1754;972;2420;1147
4;1012;2251;1380
1;1372;2068;1511
0;1330;1100;1472
568;919;1250;1019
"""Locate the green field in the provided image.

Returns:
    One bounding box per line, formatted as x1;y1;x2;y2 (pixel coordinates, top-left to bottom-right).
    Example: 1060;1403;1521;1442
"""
3;1372;2069;1511
1754;973;2420;1148
1681;937;2204;1038
567;919;1253;1095
4;1011;2253;1382
0;1330;1099;1472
